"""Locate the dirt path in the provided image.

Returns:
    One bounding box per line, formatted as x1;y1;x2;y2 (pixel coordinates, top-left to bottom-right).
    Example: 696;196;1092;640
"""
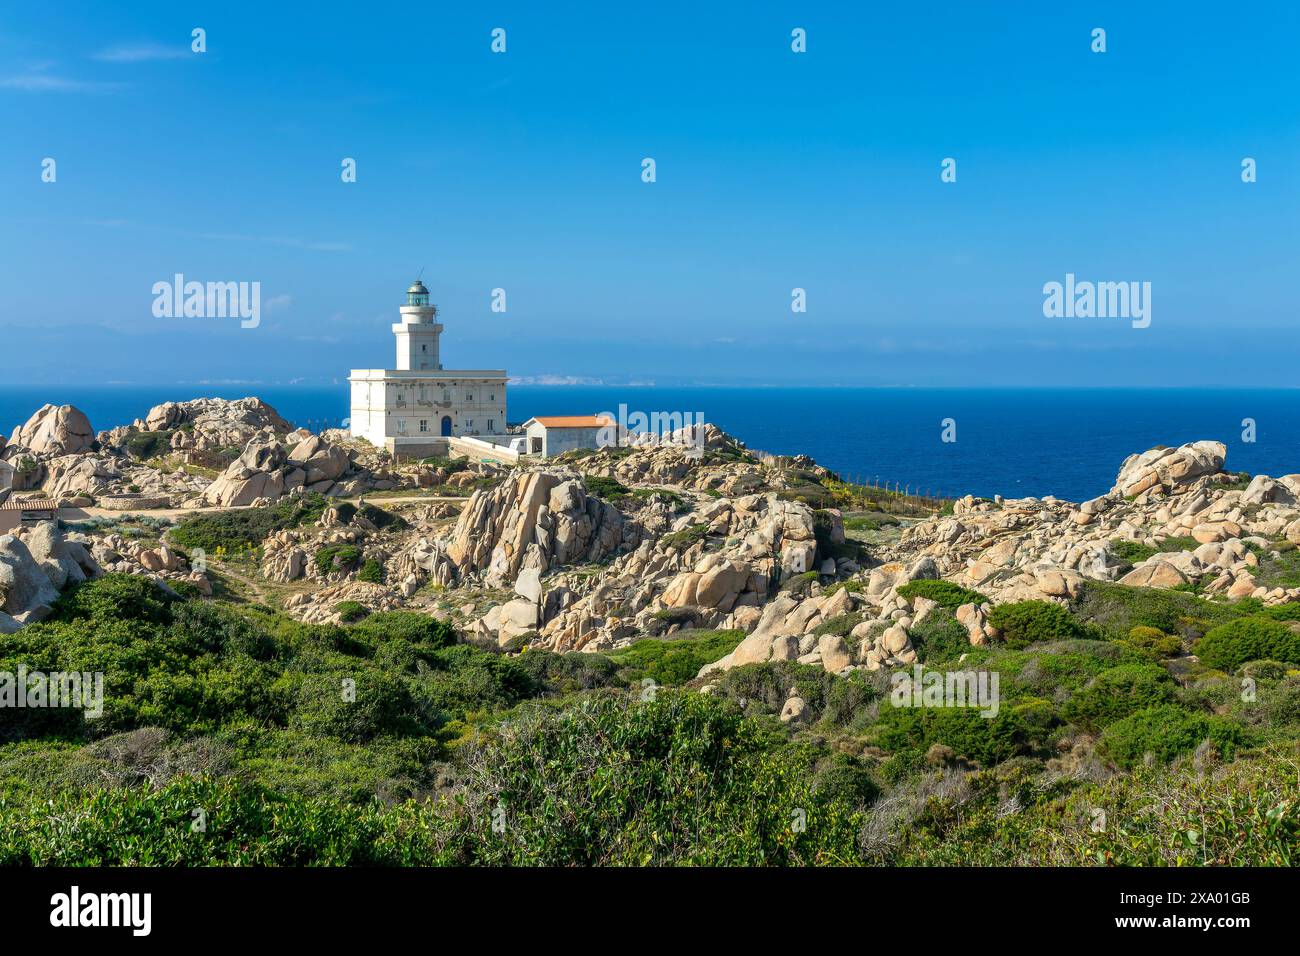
76;493;466;521
208;561;280;606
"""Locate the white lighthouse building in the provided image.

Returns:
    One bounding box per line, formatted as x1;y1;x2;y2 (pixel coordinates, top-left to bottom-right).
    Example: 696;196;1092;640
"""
349;280;508;456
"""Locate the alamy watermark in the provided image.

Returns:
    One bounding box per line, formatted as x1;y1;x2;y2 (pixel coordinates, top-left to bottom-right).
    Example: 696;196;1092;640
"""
595;404;706;459
1042;273;1151;329
890;665;1000;718
152;273;261;328
50;886;150;936
1;666;104;718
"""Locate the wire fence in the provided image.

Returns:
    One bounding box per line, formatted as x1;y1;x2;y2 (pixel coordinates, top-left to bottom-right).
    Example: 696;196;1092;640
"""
750;449;955;516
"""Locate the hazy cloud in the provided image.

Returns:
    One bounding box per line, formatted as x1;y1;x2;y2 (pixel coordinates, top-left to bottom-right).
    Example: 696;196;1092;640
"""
0;72;122;92
92;43;188;63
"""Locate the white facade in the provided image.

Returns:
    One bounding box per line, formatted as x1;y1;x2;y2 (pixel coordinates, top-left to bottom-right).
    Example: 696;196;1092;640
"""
522;416;612;458
349;281;507;453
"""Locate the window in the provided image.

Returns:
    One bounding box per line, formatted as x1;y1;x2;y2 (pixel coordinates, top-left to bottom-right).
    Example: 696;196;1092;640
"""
487;419;494;432
419;420;428;433
466;394;473;402
397;418;407;433
421;344;427;352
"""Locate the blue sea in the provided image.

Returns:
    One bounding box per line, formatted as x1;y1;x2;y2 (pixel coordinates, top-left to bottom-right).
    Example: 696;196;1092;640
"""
2;386;1298;503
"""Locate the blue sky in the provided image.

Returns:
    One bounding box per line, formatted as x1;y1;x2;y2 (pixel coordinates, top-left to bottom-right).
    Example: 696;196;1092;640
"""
2;1;1297;386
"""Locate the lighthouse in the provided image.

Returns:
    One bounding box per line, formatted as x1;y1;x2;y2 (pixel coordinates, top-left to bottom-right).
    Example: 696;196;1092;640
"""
348;280;508;455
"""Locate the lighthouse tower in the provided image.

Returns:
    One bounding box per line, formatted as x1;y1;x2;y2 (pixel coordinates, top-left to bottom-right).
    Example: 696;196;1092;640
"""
393;279;443;371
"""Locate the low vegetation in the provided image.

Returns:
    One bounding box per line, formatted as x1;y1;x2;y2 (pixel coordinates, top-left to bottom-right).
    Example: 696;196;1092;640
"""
169;494;331;554
2;573;1298;866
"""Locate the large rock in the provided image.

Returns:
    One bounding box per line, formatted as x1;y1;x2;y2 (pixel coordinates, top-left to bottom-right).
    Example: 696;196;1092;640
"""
1118;559;1188;590
818;634;852;672
9;405;95;456
1034;567;1085;599
0;534;61;619
1112;441;1226;498
446;469;640;586
202;439;292;506
25;521;101;590
288;435;350;484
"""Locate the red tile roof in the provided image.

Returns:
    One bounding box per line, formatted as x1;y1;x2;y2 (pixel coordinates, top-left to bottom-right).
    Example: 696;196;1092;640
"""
528;415;613;429
0;499;58;511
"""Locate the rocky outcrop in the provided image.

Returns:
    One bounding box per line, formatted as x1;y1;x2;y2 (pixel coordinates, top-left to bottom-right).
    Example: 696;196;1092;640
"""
202;440;293;507
1112;440;1226;498
99;397;294;459
198;433;381;508
89;533;207;594
7;405;95;457
284;581;402;624
446;469;641;587
389;537;458;594
893;440;1300;607
0;535;62;632
1;523;103;633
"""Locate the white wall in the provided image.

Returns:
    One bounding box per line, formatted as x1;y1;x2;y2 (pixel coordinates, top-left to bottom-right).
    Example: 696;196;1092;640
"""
526;424;604;458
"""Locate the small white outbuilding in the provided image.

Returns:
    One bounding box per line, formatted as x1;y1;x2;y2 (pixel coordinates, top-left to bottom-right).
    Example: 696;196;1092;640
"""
521;416;614;458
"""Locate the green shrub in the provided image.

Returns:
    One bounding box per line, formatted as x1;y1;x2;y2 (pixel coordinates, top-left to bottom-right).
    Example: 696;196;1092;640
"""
0;777;401;866
293;671;427;742
411;644;539;717
1062;663;1176;732
661;523;709;551
124;429;174;460
514;650;623;695
170;494;329;553
1073;581;1241;641
907;611;972;664
583;475;631;500
1125;625;1183;656
350;612;456;649
809;753;880;809
357;558;384;584
1259;602;1300;622
872;701;1030;766
426;693;863;865
609;630;744;686
987;600;1083;648
316;545;362;575
357;503;407;531
333;601;370;623
50;574;174;626
1110;539;1157;565
1098;704;1244;768
896;580;989;609
1194;618;1300;671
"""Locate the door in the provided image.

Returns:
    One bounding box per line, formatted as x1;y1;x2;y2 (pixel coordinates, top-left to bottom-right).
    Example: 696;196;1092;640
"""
440;416;453;436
